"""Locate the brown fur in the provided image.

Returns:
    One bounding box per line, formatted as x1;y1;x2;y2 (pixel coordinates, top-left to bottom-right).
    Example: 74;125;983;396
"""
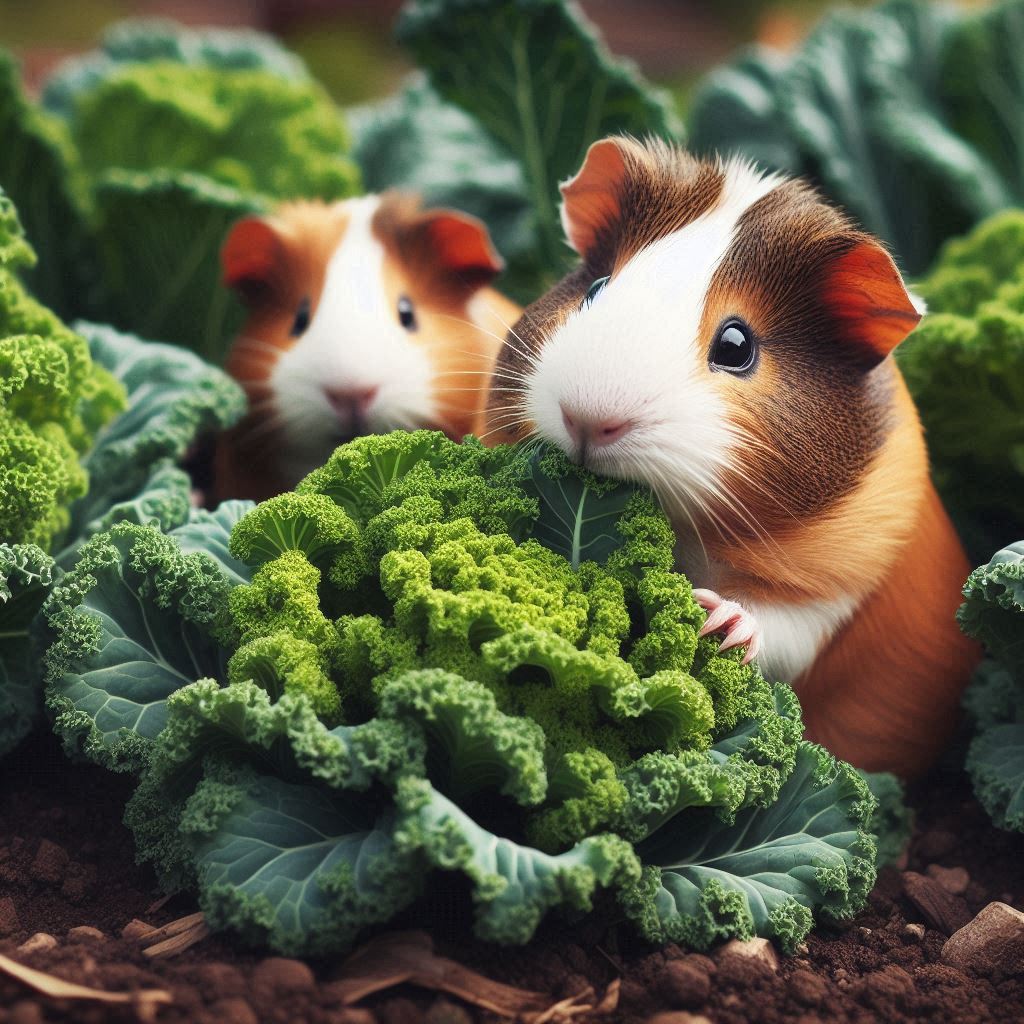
485;137;980;777
214;195;521;503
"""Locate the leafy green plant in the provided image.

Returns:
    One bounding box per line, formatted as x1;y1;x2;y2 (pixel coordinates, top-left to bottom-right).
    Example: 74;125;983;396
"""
0;21;360;363
688;0;1024;278
355;0;680;300
959;542;1024;832
898;210;1024;557
45;430;877;954
0;189;245;758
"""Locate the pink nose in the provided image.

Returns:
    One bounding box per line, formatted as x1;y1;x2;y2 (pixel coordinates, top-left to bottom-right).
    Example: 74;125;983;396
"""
560;403;633;450
325;386;378;421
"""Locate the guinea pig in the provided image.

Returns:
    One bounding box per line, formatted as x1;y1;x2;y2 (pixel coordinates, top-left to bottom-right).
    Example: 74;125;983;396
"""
483;136;980;778
213;193;522;501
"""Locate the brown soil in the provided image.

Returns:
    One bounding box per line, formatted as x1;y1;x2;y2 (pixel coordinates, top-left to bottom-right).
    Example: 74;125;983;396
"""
1;730;1023;1024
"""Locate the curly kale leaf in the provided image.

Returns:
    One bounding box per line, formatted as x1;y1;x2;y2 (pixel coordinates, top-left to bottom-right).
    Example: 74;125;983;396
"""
42;522;237;770
394;776;640;945
959;541;1024;669
621;743;877;953
0;544;56;757
519;445;674;572
187;763;417;956
959;543;1024;831
127;678;424;893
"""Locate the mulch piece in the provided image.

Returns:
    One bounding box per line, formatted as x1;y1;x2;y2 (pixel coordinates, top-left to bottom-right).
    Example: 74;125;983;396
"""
1;729;1023;1024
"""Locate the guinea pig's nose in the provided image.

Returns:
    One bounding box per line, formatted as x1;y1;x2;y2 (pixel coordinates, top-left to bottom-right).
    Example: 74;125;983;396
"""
560;402;632;450
325;386;379;423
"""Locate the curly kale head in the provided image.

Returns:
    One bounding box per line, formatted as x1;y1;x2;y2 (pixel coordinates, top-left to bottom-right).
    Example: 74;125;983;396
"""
46;429;878;955
898;211;1024;556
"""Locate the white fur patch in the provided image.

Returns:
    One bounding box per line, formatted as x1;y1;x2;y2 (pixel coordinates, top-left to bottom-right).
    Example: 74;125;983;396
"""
743;593;859;683
529;158;784;523
271;195;435;477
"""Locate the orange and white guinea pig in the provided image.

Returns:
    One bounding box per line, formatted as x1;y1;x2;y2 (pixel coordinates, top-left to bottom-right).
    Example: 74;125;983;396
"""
213;192;522;501
484;136;980;778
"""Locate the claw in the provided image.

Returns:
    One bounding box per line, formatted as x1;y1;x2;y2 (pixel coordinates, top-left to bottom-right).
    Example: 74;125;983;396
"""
692;588;762;665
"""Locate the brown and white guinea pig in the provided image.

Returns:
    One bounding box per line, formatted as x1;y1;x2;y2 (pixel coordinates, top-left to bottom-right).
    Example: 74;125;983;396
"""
213;192;522;501
484;136;980;778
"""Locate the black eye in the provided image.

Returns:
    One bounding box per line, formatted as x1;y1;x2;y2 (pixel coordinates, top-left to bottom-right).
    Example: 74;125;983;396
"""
397;295;417;331
290;297;311;337
581;276;609;308
710;319;757;373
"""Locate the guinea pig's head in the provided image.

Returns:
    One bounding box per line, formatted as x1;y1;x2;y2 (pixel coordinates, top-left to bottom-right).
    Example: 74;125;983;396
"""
222;193;504;476
492;137;924;536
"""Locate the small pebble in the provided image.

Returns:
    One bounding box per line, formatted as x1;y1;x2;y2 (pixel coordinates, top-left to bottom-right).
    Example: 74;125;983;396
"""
903;922;926;940
67;925;105;943
715;937;779;972
943;902;1024;974
17;932;57;954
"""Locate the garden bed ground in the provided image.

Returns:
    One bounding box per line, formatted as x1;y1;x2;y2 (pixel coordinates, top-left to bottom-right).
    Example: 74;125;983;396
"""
1;730;1022;1024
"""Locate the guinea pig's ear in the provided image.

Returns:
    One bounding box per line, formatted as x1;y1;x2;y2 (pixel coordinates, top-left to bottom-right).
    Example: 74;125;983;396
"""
221;216;285;302
421;211;505;287
823;237;923;365
559;137;640;257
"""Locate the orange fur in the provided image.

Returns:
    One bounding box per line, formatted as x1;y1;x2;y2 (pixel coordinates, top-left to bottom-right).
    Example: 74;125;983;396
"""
796;483;980;776
712;368;980;776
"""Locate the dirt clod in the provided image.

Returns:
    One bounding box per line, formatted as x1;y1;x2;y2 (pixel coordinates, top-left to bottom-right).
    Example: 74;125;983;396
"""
0;898;20;938
658;959;711;1008
789;968;828;1007
251;956;317;993
28;839;68;885
207;997;258;1024
645;1014;713;1024
926;865;970;896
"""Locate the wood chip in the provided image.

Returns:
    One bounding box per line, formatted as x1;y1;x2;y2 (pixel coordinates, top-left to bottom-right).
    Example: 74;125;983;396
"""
902;871;972;935
141;913;210;959
334;931;617;1020
0;952;172;1006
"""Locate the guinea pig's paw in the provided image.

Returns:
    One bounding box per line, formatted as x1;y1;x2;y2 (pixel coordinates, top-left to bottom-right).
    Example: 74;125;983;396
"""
692;589;762;664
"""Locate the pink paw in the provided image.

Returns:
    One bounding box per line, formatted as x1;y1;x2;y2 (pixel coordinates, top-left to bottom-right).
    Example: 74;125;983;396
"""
692;589;762;665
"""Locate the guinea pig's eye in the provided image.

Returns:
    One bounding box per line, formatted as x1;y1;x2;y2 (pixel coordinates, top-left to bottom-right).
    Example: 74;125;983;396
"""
397;295;417;332
581;275;609;309
710;319;757;374
290;297;311;337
